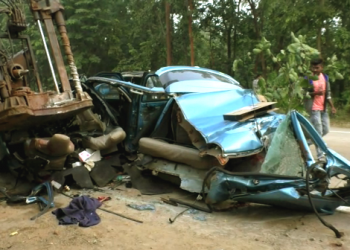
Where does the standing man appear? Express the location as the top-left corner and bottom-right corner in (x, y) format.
(305, 58), (337, 160)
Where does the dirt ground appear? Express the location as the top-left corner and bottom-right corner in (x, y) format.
(1, 128), (350, 250)
(1, 182), (350, 250)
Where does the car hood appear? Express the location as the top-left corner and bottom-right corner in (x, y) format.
(164, 80), (241, 94)
(174, 89), (284, 156)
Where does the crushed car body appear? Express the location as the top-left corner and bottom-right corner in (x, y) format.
(87, 65), (350, 217)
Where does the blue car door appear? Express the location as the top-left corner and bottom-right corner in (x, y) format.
(88, 75), (169, 152)
(136, 75), (170, 142)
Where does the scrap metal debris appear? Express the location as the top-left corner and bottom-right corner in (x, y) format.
(169, 208), (190, 224)
(127, 203), (156, 211)
(0, 181), (54, 220)
(168, 198), (211, 213)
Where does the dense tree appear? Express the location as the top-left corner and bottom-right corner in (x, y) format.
(1, 0), (350, 112)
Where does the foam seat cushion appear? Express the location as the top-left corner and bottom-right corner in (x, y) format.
(138, 137), (220, 170)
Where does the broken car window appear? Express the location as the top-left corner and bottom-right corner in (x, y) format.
(159, 70), (239, 88)
(94, 83), (121, 100)
(145, 76), (163, 88)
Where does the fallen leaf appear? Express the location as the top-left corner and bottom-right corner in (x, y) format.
(9, 231), (18, 236)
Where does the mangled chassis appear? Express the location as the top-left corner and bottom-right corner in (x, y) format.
(84, 76), (350, 218)
(202, 111), (350, 213)
(136, 106), (350, 215)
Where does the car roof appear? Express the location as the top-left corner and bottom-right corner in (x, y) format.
(155, 66), (230, 77)
(155, 66), (240, 85)
(121, 71), (148, 78)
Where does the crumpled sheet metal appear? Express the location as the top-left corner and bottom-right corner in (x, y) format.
(206, 171), (306, 204)
(207, 171), (349, 214)
(206, 111), (350, 213)
(291, 111), (350, 170)
(174, 89), (285, 156)
(233, 187), (347, 214)
(145, 158), (207, 193)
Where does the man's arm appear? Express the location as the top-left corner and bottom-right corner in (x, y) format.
(307, 88), (325, 97)
(308, 90), (324, 96)
(327, 99), (336, 114)
(325, 75), (336, 114)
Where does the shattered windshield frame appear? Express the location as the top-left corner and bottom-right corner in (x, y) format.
(159, 69), (240, 88)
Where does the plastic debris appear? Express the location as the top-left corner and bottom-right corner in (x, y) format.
(196, 194), (203, 200)
(84, 161), (95, 172)
(193, 215), (206, 221)
(186, 209), (199, 214)
(72, 162), (83, 168)
(97, 196), (111, 202)
(114, 175), (131, 183)
(87, 150), (101, 162)
(79, 150), (92, 162)
(127, 204), (156, 211)
(79, 149), (101, 163)
(51, 180), (62, 190)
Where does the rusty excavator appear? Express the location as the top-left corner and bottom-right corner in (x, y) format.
(0, 0), (93, 132)
(0, 0), (122, 181)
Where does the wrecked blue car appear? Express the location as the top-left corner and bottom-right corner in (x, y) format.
(2, 66), (349, 237)
(86, 66), (350, 225)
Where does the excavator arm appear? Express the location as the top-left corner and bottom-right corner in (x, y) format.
(0, 0), (93, 132)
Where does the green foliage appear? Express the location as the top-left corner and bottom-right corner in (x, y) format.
(0, 0), (350, 115)
(234, 32), (343, 113)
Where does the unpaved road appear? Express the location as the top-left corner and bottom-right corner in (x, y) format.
(0, 128), (350, 250)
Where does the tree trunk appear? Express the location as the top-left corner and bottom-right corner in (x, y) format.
(232, 0), (242, 77)
(317, 0), (325, 56)
(317, 28), (322, 56)
(248, 0), (265, 76)
(227, 27), (232, 75)
(248, 0), (260, 39)
(188, 0), (195, 66)
(210, 27), (214, 68)
(232, 26), (237, 76)
(165, 1), (172, 66)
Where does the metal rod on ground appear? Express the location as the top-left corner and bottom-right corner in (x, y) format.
(60, 192), (143, 224)
(31, 183), (55, 220)
(98, 207), (143, 224)
(37, 20), (60, 94)
(169, 208), (190, 224)
(168, 198), (212, 213)
(30, 194), (53, 221)
(306, 163), (343, 238)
